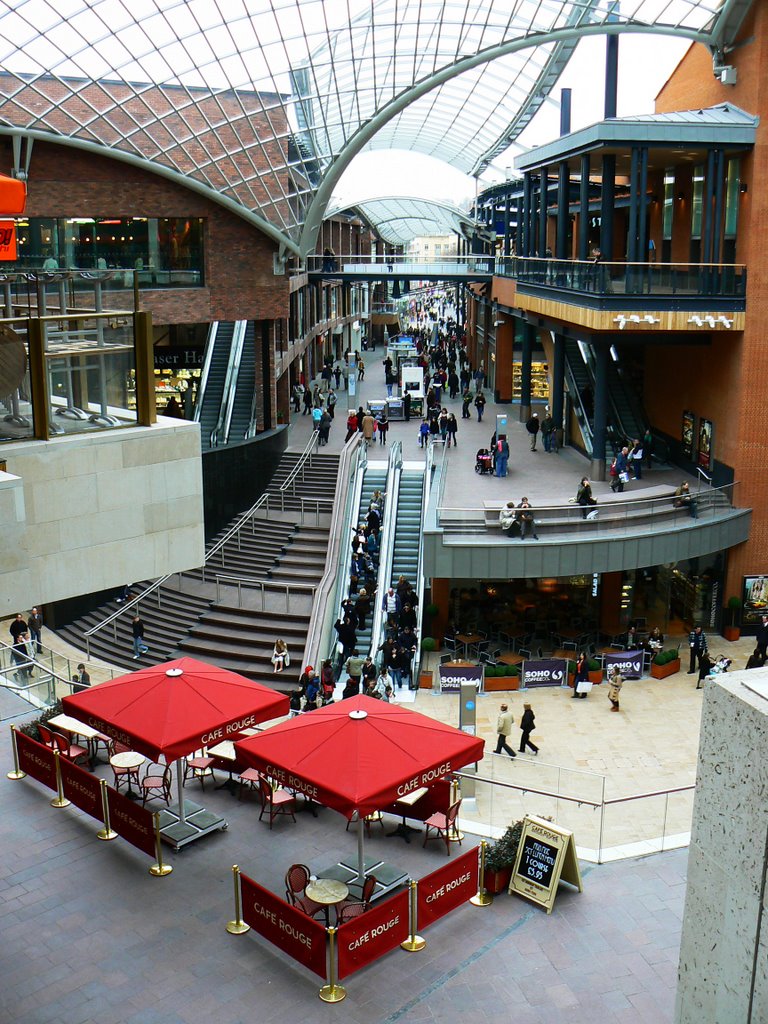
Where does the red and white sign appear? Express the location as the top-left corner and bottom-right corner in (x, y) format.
(240, 873), (327, 979)
(60, 758), (103, 822)
(417, 847), (479, 930)
(0, 221), (17, 261)
(15, 732), (57, 791)
(337, 889), (409, 980)
(105, 789), (156, 858)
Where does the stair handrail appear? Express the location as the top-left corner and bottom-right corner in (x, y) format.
(368, 441), (402, 661)
(563, 340), (594, 456)
(301, 433), (365, 672)
(211, 320), (246, 447)
(280, 429), (320, 496)
(413, 439), (446, 686)
(193, 321), (218, 423)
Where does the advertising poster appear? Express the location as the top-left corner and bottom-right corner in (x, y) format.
(742, 576), (768, 626)
(603, 649), (644, 679)
(697, 417), (713, 471)
(520, 659), (567, 689)
(681, 410), (695, 460)
(438, 663), (483, 693)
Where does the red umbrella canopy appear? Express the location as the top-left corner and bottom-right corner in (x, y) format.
(234, 694), (484, 819)
(62, 657), (289, 762)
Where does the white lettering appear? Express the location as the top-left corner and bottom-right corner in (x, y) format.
(279, 918), (312, 947)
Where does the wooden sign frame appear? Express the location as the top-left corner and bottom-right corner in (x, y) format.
(509, 814), (583, 913)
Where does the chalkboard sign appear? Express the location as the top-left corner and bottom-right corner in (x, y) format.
(509, 815), (583, 913)
(517, 834), (558, 889)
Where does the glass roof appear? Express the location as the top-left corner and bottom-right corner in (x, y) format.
(0, 1), (737, 254)
(327, 195), (478, 246)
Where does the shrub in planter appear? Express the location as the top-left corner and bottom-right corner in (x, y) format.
(724, 596), (741, 641)
(651, 648), (681, 678)
(421, 636), (437, 652)
(587, 658), (603, 684)
(19, 700), (64, 742)
(484, 665), (498, 678)
(504, 664), (520, 677)
(424, 603), (439, 618)
(484, 820), (524, 894)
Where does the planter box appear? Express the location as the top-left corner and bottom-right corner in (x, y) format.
(651, 658), (681, 679)
(419, 671), (433, 690)
(588, 670), (603, 685)
(484, 866), (512, 895)
(485, 675), (520, 691)
(723, 627), (741, 642)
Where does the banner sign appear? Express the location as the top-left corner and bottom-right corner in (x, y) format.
(106, 789), (156, 858)
(417, 847), (478, 930)
(603, 649), (644, 679)
(521, 659), (567, 689)
(239, 873), (327, 978)
(439, 663), (483, 693)
(509, 814), (583, 914)
(697, 417), (713, 471)
(0, 220), (17, 261)
(15, 732), (57, 791)
(337, 889), (409, 980)
(60, 758), (104, 822)
(742, 576), (768, 627)
(681, 410), (695, 460)
(153, 346), (203, 369)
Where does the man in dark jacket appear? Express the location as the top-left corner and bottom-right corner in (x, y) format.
(132, 615), (149, 659)
(611, 447), (630, 493)
(688, 626), (708, 674)
(526, 413), (540, 451)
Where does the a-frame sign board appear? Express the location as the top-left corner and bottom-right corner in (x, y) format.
(509, 814), (583, 913)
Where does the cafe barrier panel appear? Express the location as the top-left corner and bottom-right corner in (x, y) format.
(8, 725), (172, 876)
(236, 870), (327, 978)
(415, 847), (479, 931)
(337, 889), (410, 981)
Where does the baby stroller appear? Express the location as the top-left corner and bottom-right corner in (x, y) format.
(475, 448), (494, 475)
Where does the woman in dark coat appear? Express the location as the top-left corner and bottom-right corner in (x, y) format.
(519, 704), (539, 754)
(573, 652), (590, 698)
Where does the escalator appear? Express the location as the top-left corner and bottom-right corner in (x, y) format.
(389, 470), (423, 592)
(349, 465), (388, 657)
(195, 321), (235, 451)
(226, 322), (256, 443)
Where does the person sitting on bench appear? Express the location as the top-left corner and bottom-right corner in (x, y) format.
(673, 482), (697, 518)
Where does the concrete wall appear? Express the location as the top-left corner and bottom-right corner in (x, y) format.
(675, 670), (768, 1023)
(0, 418), (205, 613)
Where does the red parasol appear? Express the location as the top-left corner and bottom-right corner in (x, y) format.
(63, 656), (288, 763)
(234, 694), (484, 820)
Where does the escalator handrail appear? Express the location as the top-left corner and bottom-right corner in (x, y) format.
(413, 437), (444, 685)
(193, 321), (219, 423)
(212, 320), (246, 447)
(368, 441), (402, 661)
(300, 434), (365, 673)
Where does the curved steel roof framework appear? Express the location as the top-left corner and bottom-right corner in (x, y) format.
(0, 1), (751, 257)
(325, 195), (478, 246)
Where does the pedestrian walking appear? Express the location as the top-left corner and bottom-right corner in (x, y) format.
(526, 412), (540, 451)
(27, 606), (43, 653)
(519, 703), (539, 753)
(607, 666), (623, 711)
(495, 436), (509, 476)
(610, 447), (630, 492)
(474, 389), (486, 422)
(687, 626), (708, 675)
(132, 614), (149, 659)
(446, 412), (458, 447)
(573, 652), (590, 698)
(377, 411), (389, 445)
(461, 388), (472, 419)
(494, 703), (517, 758)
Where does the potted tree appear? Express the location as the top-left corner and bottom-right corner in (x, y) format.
(651, 649), (681, 679)
(723, 596), (742, 642)
(419, 636), (437, 689)
(483, 820), (524, 894)
(587, 657), (603, 685)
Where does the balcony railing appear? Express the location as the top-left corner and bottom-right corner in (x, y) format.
(500, 256), (746, 300)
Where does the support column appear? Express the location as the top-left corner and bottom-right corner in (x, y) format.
(551, 332), (565, 437)
(519, 322), (534, 423)
(556, 162), (569, 260)
(503, 196), (511, 257)
(627, 147), (640, 264)
(591, 341), (608, 481)
(600, 155), (616, 260)
(711, 149), (726, 263)
(522, 173), (533, 256)
(538, 170), (548, 256)
(578, 154), (590, 260)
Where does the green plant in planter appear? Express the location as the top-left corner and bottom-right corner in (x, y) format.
(424, 603), (439, 618)
(504, 664), (520, 677)
(484, 665), (498, 677)
(421, 636), (437, 652)
(586, 658), (601, 672)
(727, 596), (742, 627)
(567, 660), (577, 674)
(18, 699), (64, 742)
(653, 649), (679, 666)
(485, 820), (524, 872)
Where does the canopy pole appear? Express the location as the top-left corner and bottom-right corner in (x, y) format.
(357, 814), (365, 881)
(176, 758), (186, 824)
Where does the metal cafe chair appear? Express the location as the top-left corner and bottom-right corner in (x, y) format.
(257, 773), (296, 829)
(424, 799), (463, 856)
(285, 864), (325, 921)
(50, 730), (90, 768)
(183, 749), (215, 790)
(109, 740), (141, 792)
(141, 763), (173, 807)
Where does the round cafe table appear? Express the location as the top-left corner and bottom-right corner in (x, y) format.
(109, 751), (145, 799)
(305, 878), (349, 925)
